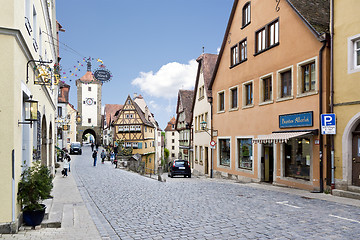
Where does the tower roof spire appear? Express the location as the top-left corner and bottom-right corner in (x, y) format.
(87, 61), (91, 72)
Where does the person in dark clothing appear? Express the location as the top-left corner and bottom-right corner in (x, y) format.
(113, 146), (118, 158)
(91, 142), (94, 151)
(92, 150), (97, 166)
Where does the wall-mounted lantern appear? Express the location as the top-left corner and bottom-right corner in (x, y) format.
(18, 97), (38, 127)
(76, 113), (82, 124)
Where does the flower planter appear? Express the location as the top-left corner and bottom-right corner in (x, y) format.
(22, 204), (46, 226)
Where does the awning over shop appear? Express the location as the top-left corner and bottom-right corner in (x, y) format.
(253, 131), (311, 144)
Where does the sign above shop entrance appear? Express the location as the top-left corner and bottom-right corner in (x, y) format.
(279, 111), (313, 128)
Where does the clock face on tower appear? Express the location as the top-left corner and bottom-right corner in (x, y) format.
(85, 98), (94, 105)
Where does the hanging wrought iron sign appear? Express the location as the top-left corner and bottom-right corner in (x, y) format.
(93, 65), (112, 82)
(26, 59), (53, 85)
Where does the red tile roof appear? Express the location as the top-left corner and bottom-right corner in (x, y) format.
(104, 104), (123, 127)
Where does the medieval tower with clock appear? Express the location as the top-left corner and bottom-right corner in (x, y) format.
(76, 62), (102, 144)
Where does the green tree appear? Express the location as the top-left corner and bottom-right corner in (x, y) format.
(164, 148), (169, 160)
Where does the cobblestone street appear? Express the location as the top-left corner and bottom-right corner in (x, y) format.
(71, 146), (360, 240)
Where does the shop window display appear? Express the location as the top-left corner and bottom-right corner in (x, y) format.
(219, 139), (230, 166)
(284, 137), (311, 180)
(238, 138), (252, 170)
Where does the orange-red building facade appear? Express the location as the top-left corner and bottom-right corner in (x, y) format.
(209, 0), (330, 191)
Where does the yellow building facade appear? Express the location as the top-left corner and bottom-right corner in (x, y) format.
(0, 0), (59, 232)
(333, 0), (360, 189)
(113, 96), (156, 172)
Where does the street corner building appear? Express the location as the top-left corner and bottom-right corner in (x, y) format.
(113, 95), (160, 173)
(191, 53), (218, 177)
(208, 0), (331, 191)
(332, 0), (360, 191)
(0, 0), (60, 233)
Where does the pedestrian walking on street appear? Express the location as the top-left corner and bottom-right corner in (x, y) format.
(92, 150), (98, 166)
(62, 150), (70, 177)
(110, 151), (115, 164)
(96, 143), (99, 151)
(113, 146), (118, 158)
(91, 142), (94, 151)
(101, 149), (106, 164)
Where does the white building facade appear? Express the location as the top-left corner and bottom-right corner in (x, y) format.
(192, 54), (217, 176)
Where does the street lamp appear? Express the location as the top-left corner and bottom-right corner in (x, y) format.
(200, 121), (207, 131)
(18, 97), (38, 127)
(76, 113), (82, 124)
(200, 120), (214, 178)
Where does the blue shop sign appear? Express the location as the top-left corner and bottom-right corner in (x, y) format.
(279, 111), (313, 128)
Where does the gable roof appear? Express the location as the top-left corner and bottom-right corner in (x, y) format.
(133, 95), (161, 130)
(114, 95), (155, 127)
(191, 53), (218, 115)
(209, 0), (330, 90)
(175, 90), (194, 128)
(287, 0), (330, 36)
(164, 117), (176, 131)
(104, 104), (123, 127)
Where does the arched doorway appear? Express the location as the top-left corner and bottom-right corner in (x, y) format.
(352, 123), (360, 186)
(41, 116), (47, 166)
(82, 129), (97, 144)
(49, 122), (53, 168)
(342, 112), (360, 187)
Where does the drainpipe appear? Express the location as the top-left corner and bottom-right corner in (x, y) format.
(209, 96), (214, 178)
(12, 149), (15, 223)
(318, 38), (327, 193)
(330, 0), (335, 191)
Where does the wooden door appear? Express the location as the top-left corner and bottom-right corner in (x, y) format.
(205, 147), (209, 174)
(352, 134), (360, 186)
(264, 146), (274, 183)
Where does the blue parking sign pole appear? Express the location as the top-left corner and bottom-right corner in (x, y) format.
(321, 114), (336, 135)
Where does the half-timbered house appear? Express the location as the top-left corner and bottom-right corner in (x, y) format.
(113, 95), (156, 172)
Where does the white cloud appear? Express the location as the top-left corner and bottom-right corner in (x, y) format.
(131, 60), (197, 99)
(217, 47), (221, 54)
(148, 100), (159, 110)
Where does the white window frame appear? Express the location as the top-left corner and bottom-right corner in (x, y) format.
(231, 44), (239, 66)
(235, 136), (254, 173)
(217, 137), (232, 169)
(242, 80), (254, 109)
(242, 2), (251, 28)
(217, 90), (225, 113)
(297, 57), (318, 98)
(276, 65), (294, 102)
(348, 33), (360, 74)
(259, 73), (274, 105)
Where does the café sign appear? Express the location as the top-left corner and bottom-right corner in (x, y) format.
(93, 68), (112, 82)
(279, 111), (313, 128)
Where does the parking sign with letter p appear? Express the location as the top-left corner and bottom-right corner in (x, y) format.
(321, 114), (336, 135)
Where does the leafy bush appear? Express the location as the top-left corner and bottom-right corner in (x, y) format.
(18, 161), (53, 211)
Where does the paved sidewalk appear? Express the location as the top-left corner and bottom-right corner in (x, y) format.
(0, 164), (102, 240)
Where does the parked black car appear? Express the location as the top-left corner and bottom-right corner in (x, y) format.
(70, 142), (82, 155)
(168, 159), (191, 178)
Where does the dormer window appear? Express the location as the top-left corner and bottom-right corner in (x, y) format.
(242, 2), (251, 28)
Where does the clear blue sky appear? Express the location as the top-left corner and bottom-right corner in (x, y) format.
(56, 0), (234, 129)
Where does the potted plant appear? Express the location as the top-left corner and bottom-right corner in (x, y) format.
(18, 161), (53, 226)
